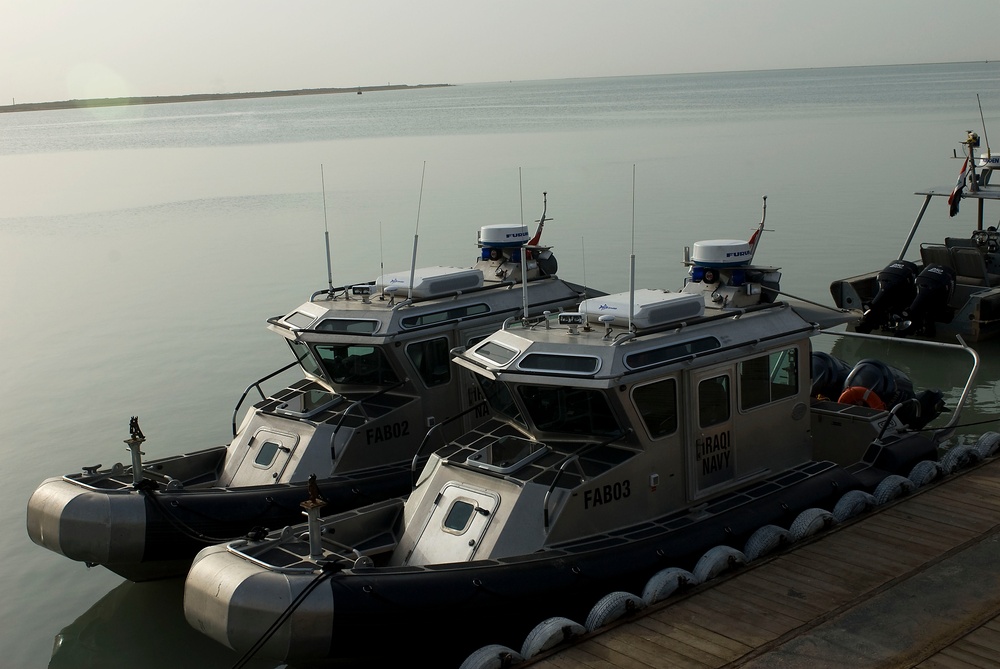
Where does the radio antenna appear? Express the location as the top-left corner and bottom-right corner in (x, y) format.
(628, 164), (636, 333)
(320, 165), (334, 294)
(407, 161), (427, 302)
(978, 93), (991, 159)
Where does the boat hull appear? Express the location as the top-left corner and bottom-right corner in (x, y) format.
(26, 461), (418, 581)
(183, 460), (896, 664)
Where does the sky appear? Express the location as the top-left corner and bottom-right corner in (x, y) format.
(3, 0), (997, 105)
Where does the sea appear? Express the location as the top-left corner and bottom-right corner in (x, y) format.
(2, 61), (1000, 668)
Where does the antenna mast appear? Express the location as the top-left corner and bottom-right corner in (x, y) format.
(321, 165), (334, 294)
(407, 162), (427, 302)
(628, 165), (636, 333)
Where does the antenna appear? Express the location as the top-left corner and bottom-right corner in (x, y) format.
(747, 195), (768, 264)
(378, 221), (385, 300)
(581, 237), (590, 328)
(407, 162), (427, 301)
(320, 165), (334, 293)
(628, 164), (636, 333)
(979, 93), (992, 159)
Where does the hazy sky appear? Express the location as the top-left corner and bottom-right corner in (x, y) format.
(4, 0), (997, 104)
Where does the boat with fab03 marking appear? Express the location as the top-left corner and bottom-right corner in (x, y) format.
(26, 195), (599, 582)
(183, 207), (978, 665)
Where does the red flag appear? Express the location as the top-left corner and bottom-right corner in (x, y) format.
(948, 157), (969, 217)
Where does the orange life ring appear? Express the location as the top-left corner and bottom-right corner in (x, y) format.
(837, 386), (886, 411)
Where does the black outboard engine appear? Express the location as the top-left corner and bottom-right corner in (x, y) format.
(896, 264), (957, 337)
(810, 352), (853, 399)
(842, 358), (944, 429)
(855, 260), (918, 333)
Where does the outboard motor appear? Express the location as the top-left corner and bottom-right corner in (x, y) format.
(896, 264), (957, 337)
(810, 352), (853, 399)
(840, 358), (944, 429)
(856, 260), (918, 333)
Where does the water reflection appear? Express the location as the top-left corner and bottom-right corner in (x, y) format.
(50, 578), (281, 669)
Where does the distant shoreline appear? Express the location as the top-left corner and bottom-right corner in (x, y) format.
(0, 83), (452, 114)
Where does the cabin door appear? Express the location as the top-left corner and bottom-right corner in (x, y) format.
(226, 428), (299, 487)
(403, 482), (499, 565)
(687, 366), (736, 498)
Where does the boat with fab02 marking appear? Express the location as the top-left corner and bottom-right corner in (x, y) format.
(183, 207), (978, 666)
(831, 129), (1000, 341)
(26, 196), (599, 582)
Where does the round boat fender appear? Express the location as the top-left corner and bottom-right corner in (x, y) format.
(584, 591), (646, 632)
(520, 616), (586, 658)
(789, 507), (836, 541)
(940, 444), (980, 475)
(832, 490), (876, 522)
(458, 644), (523, 669)
(872, 474), (915, 505)
(837, 386), (887, 410)
(907, 460), (942, 488)
(692, 545), (747, 583)
(743, 524), (793, 561)
(975, 431), (1000, 459)
(641, 567), (696, 605)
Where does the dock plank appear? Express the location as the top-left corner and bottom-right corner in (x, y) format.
(522, 459), (1000, 669)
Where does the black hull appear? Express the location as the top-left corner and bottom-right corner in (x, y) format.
(311, 463), (878, 663)
(125, 462), (418, 580)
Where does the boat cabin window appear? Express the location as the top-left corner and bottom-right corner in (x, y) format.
(632, 378), (678, 438)
(284, 311), (318, 329)
(472, 340), (518, 366)
(314, 318), (379, 334)
(401, 303), (490, 329)
(313, 344), (400, 386)
(288, 340), (323, 378)
(699, 376), (730, 427)
(518, 353), (600, 375)
(478, 377), (526, 426)
(517, 385), (622, 436)
(254, 441), (280, 468)
(625, 337), (721, 370)
(443, 499), (476, 534)
(406, 337), (452, 387)
(739, 348), (798, 411)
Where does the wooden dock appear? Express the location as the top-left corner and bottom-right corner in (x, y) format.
(525, 457), (1000, 669)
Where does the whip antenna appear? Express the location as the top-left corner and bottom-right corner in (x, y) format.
(407, 161), (427, 301)
(628, 164), (636, 332)
(320, 165), (334, 293)
(978, 93), (991, 159)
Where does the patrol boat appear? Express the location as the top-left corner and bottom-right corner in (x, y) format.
(27, 196), (598, 581)
(183, 216), (978, 666)
(831, 130), (1000, 341)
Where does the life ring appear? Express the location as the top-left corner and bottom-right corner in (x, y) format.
(837, 386), (886, 410)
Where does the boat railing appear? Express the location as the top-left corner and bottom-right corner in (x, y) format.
(410, 400), (489, 488)
(542, 429), (632, 530)
(817, 330), (979, 443)
(330, 378), (410, 433)
(231, 361), (300, 436)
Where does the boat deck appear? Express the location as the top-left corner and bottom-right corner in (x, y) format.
(524, 456), (1000, 668)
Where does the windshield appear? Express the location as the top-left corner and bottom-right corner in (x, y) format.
(517, 385), (622, 437)
(290, 341), (400, 386)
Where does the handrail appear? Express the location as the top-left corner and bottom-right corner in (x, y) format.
(330, 378), (410, 434)
(816, 330), (979, 444)
(409, 400), (489, 488)
(231, 361), (300, 436)
(542, 429), (631, 529)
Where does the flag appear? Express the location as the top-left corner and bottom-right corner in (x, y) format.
(948, 157), (969, 217)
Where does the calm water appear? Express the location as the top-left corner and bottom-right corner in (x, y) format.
(2, 62), (1000, 668)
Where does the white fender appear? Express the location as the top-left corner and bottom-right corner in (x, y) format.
(907, 460), (941, 488)
(974, 431), (1000, 458)
(692, 545), (747, 583)
(458, 644), (523, 669)
(584, 591), (645, 632)
(641, 567), (696, 605)
(520, 616), (586, 658)
(789, 507), (836, 541)
(872, 474), (915, 505)
(832, 490), (876, 522)
(743, 524), (793, 561)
